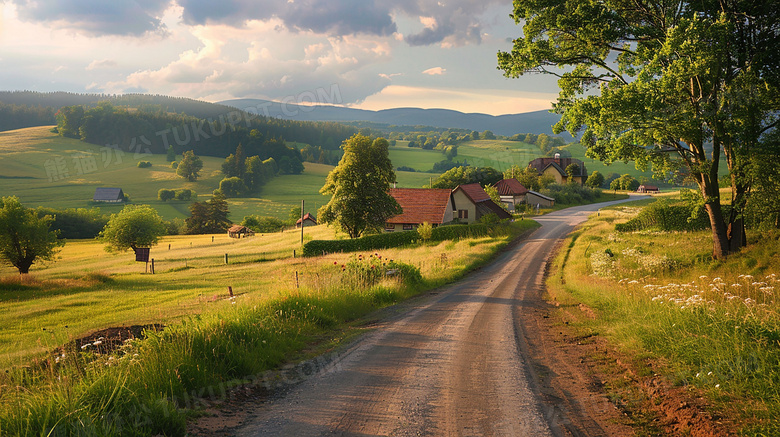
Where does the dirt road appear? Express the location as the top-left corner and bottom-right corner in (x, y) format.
(236, 200), (641, 436)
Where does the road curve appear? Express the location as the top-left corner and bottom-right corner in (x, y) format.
(238, 198), (643, 437)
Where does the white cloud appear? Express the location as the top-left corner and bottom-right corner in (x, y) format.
(86, 59), (118, 70)
(104, 22), (395, 104)
(422, 67), (446, 75)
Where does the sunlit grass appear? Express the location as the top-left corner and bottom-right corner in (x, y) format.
(547, 200), (780, 435)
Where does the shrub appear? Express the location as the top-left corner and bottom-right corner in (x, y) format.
(540, 183), (601, 205)
(303, 223), (508, 256)
(242, 215), (284, 233)
(137, 161), (152, 168)
(417, 222), (433, 241)
(170, 161), (178, 169)
(219, 177), (247, 198)
(615, 200), (713, 232)
(174, 189), (193, 201)
(158, 189), (175, 202)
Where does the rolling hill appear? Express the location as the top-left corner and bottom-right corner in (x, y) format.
(219, 98), (573, 139)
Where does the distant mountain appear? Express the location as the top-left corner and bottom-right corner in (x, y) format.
(218, 99), (572, 139)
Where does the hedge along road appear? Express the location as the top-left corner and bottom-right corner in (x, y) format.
(237, 196), (647, 437)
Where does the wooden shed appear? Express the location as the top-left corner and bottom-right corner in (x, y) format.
(93, 187), (125, 203)
(227, 225), (255, 238)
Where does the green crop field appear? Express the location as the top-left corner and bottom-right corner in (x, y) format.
(387, 143), (445, 172)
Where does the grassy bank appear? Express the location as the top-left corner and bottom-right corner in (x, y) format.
(546, 199), (780, 435)
(0, 220), (539, 436)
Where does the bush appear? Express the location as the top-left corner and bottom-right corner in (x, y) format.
(219, 177), (247, 198)
(137, 161), (152, 168)
(615, 200), (713, 232)
(539, 183), (601, 205)
(170, 161), (178, 169)
(417, 222), (433, 241)
(158, 189), (175, 202)
(175, 189), (194, 201)
(303, 223), (508, 256)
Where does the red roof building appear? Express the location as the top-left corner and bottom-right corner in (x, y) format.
(495, 179), (529, 211)
(386, 188), (455, 232)
(451, 183), (512, 224)
(296, 213), (317, 227)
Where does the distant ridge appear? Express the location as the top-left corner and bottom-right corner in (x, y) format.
(218, 99), (572, 139)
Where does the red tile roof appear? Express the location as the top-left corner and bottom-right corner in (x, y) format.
(455, 183), (491, 203)
(387, 188), (453, 224)
(296, 213), (317, 225)
(495, 179), (528, 196)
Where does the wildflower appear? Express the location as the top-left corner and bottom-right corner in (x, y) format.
(81, 344), (90, 350)
(707, 371), (713, 376)
(699, 275), (708, 280)
(93, 340), (103, 346)
(334, 261), (337, 265)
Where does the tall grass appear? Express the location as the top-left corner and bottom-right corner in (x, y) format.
(0, 220), (538, 436)
(548, 203), (780, 435)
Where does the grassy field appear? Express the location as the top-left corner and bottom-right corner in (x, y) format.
(0, 127), (439, 222)
(0, 219), (539, 435)
(546, 197), (780, 435)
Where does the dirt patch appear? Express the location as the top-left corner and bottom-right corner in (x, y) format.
(68, 324), (164, 356)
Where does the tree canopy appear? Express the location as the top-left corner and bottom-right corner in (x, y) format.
(0, 197), (63, 274)
(185, 193), (231, 234)
(176, 150), (203, 182)
(100, 205), (167, 252)
(431, 166), (503, 189)
(318, 134), (401, 239)
(499, 0), (780, 258)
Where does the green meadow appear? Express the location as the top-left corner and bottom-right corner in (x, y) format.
(0, 127), (434, 221)
(547, 197), (780, 435)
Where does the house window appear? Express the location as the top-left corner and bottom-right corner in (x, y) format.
(403, 224), (413, 230)
(458, 209), (468, 219)
(385, 223), (395, 231)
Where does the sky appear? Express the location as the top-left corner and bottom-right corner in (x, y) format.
(0, 0), (562, 115)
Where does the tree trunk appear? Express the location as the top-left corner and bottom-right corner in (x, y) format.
(727, 217), (746, 253)
(704, 202), (730, 260)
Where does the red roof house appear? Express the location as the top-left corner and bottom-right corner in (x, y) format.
(386, 188), (455, 232)
(296, 213), (317, 227)
(495, 179), (528, 211)
(451, 183), (512, 224)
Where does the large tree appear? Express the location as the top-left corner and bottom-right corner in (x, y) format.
(0, 196), (63, 274)
(176, 150), (203, 182)
(185, 193), (231, 234)
(318, 134), (401, 238)
(100, 205), (167, 252)
(498, 1), (780, 259)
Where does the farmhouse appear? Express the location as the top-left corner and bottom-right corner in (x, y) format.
(495, 178), (528, 211)
(526, 190), (556, 208)
(637, 185), (660, 193)
(527, 155), (588, 185)
(296, 213), (317, 228)
(386, 188), (455, 231)
(227, 225), (254, 238)
(92, 187), (125, 203)
(451, 183), (512, 224)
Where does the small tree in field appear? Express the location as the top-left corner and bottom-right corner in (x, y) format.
(417, 222), (433, 241)
(100, 205), (167, 252)
(0, 196), (63, 274)
(176, 150), (203, 182)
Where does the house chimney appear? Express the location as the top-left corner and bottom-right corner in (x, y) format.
(554, 152), (561, 163)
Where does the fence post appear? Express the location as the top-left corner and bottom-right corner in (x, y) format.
(225, 253), (228, 264)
